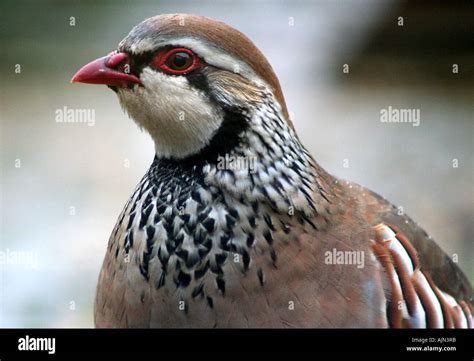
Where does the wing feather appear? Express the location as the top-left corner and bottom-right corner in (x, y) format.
(372, 223), (473, 328)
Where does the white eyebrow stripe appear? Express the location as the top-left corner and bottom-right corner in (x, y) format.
(129, 36), (265, 86)
(128, 37), (156, 54)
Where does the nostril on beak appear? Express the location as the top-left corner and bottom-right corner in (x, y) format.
(105, 52), (130, 69)
(105, 52), (137, 79)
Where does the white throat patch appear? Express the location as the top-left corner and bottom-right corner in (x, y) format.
(117, 68), (223, 159)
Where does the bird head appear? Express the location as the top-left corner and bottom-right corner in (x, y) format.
(72, 14), (290, 160)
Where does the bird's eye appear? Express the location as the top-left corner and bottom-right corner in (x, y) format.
(166, 52), (193, 70)
(152, 48), (200, 75)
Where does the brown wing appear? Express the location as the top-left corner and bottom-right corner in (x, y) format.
(371, 222), (473, 328)
(385, 218), (472, 302)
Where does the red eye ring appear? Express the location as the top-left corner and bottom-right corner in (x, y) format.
(151, 47), (201, 75)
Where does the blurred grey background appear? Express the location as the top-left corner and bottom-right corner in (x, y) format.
(1, 0), (473, 327)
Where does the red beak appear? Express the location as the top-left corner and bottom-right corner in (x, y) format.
(71, 52), (141, 87)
